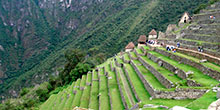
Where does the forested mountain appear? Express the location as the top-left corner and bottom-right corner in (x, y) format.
(0, 0), (208, 100)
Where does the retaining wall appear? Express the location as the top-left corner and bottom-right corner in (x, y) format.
(154, 48), (220, 81)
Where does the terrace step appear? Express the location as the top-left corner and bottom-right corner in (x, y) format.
(63, 82), (76, 110)
(137, 56), (180, 88)
(105, 64), (124, 110)
(98, 68), (110, 110)
(89, 70), (99, 110)
(148, 51), (219, 86)
(180, 34), (220, 43)
(154, 48), (220, 81)
(176, 48), (220, 65)
(72, 75), (87, 108)
(181, 28), (220, 36)
(123, 63), (149, 102)
(80, 73), (92, 108)
(114, 66), (137, 109)
(188, 23), (220, 30)
(200, 9), (220, 14)
(193, 12), (220, 22)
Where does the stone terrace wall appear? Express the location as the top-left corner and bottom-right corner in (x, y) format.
(128, 52), (138, 60)
(122, 56), (130, 64)
(154, 48), (220, 81)
(114, 67), (129, 110)
(123, 66), (141, 102)
(128, 59), (206, 99)
(154, 88), (207, 99)
(138, 57), (174, 88)
(130, 60), (156, 97)
(134, 49), (145, 56)
(147, 53), (188, 79)
(177, 48), (220, 65)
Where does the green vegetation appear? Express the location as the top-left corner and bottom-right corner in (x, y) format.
(186, 91), (217, 110)
(132, 60), (166, 90)
(123, 53), (131, 61)
(140, 56), (182, 84)
(106, 65), (124, 110)
(89, 71), (99, 110)
(99, 68), (110, 110)
(149, 51), (219, 86)
(194, 0), (220, 13)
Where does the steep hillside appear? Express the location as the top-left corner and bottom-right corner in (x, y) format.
(0, 0), (209, 100)
(40, 44), (220, 110)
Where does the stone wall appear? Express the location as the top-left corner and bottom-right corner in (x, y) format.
(122, 56), (130, 64)
(134, 49), (145, 56)
(154, 88), (207, 99)
(129, 52), (138, 60)
(154, 48), (220, 81)
(123, 66), (141, 102)
(147, 53), (188, 79)
(177, 48), (220, 65)
(138, 57), (174, 88)
(130, 60), (156, 97)
(128, 59), (206, 99)
(114, 67), (129, 110)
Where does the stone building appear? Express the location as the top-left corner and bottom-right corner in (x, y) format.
(148, 29), (157, 40)
(179, 12), (191, 25)
(125, 42), (135, 52)
(166, 24), (177, 35)
(138, 35), (147, 48)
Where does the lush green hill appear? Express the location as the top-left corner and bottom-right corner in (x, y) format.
(0, 0), (209, 100)
(38, 45), (220, 110)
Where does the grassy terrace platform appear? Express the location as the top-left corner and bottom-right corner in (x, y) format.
(123, 53), (131, 61)
(115, 66), (137, 108)
(186, 91), (217, 110)
(106, 64), (124, 110)
(124, 63), (193, 107)
(130, 51), (138, 58)
(142, 45), (150, 50)
(149, 51), (219, 86)
(72, 75), (86, 108)
(40, 94), (57, 110)
(89, 71), (99, 110)
(116, 56), (123, 64)
(136, 48), (144, 54)
(99, 68), (110, 110)
(57, 90), (68, 110)
(132, 60), (167, 90)
(140, 56), (183, 85)
(159, 48), (220, 72)
(80, 73), (92, 108)
(64, 82), (76, 110)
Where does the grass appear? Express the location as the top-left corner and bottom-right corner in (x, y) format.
(124, 53), (131, 61)
(124, 64), (150, 101)
(186, 90), (217, 110)
(116, 56), (123, 64)
(57, 91), (68, 110)
(143, 46), (150, 50)
(168, 50), (220, 72)
(130, 52), (137, 58)
(140, 56), (183, 84)
(149, 51), (219, 87)
(116, 67), (137, 108)
(179, 38), (220, 45)
(106, 64), (124, 110)
(124, 63), (193, 107)
(72, 76), (87, 108)
(40, 94), (57, 110)
(80, 73), (92, 108)
(63, 83), (76, 110)
(99, 68), (110, 110)
(89, 71), (99, 110)
(132, 60), (166, 90)
(136, 48), (144, 54)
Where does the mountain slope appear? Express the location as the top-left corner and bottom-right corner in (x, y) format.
(0, 0), (209, 100)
